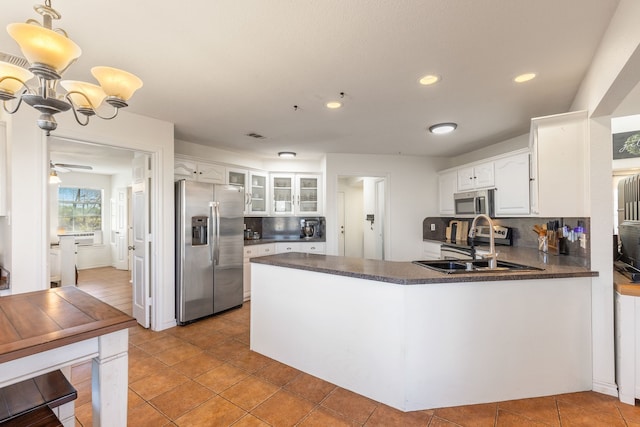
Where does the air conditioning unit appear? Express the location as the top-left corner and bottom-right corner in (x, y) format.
(74, 233), (95, 246)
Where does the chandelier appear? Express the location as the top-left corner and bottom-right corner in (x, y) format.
(0, 1), (143, 135)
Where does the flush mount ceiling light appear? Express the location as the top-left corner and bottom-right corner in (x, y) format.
(514, 72), (537, 83)
(429, 122), (457, 134)
(0, 0), (143, 135)
(278, 151), (296, 158)
(326, 91), (345, 109)
(418, 74), (440, 86)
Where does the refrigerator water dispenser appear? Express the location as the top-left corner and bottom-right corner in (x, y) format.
(191, 216), (208, 246)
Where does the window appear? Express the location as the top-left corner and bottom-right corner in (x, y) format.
(58, 187), (102, 232)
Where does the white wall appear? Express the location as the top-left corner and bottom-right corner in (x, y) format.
(325, 153), (447, 261)
(3, 108), (175, 330)
(570, 0), (640, 397)
(450, 133), (529, 168)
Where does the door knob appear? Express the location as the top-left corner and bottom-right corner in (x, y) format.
(128, 245), (135, 250)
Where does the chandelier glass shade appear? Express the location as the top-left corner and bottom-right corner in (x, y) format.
(0, 1), (143, 134)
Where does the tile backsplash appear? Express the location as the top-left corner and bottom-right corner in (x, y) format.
(423, 216), (590, 260)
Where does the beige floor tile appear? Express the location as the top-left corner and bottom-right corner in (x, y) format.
(171, 352), (226, 379)
(321, 387), (378, 423)
(220, 376), (280, 411)
(231, 413), (271, 426)
(136, 334), (185, 355)
(254, 359), (302, 387)
(298, 407), (356, 427)
(285, 372), (336, 404)
(228, 350), (272, 373)
(206, 338), (249, 361)
(128, 402), (171, 427)
(557, 400), (626, 427)
(150, 380), (215, 420)
(434, 402), (498, 427)
(129, 368), (189, 401)
(497, 396), (561, 426)
(154, 342), (203, 366)
(195, 362), (250, 393)
(251, 390), (315, 426)
(174, 395), (245, 427)
(128, 354), (169, 383)
(365, 404), (434, 426)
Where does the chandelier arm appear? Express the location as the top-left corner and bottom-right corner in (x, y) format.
(94, 106), (119, 121)
(64, 93), (90, 126)
(3, 96), (24, 114)
(0, 75), (33, 93)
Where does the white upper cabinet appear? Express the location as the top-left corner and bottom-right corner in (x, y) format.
(248, 171), (269, 215)
(457, 161), (494, 191)
(529, 111), (588, 217)
(438, 170), (457, 215)
(271, 173), (322, 216)
(494, 151), (530, 216)
(227, 168), (269, 216)
(174, 157), (225, 184)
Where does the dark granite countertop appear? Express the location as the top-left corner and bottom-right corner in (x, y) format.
(244, 236), (326, 246)
(250, 250), (598, 285)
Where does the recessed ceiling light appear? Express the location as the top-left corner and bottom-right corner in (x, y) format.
(429, 122), (457, 134)
(326, 101), (342, 109)
(419, 74), (440, 85)
(278, 151), (296, 158)
(514, 73), (536, 83)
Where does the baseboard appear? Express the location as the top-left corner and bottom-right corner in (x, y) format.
(592, 380), (618, 398)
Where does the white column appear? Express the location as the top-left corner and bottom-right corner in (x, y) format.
(91, 329), (129, 427)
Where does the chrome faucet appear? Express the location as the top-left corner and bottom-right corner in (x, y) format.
(469, 214), (497, 269)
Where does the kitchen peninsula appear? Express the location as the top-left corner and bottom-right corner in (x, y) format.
(250, 251), (597, 411)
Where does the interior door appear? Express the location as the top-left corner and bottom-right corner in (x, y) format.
(132, 154), (150, 328)
(114, 187), (129, 270)
(374, 179), (385, 260)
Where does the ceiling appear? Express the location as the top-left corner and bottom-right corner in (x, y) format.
(2, 0), (624, 163)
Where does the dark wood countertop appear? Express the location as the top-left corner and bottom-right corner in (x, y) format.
(0, 287), (137, 364)
(251, 251), (598, 285)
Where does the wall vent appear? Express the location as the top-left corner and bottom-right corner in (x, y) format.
(245, 132), (266, 139)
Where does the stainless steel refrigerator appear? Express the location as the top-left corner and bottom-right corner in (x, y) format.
(175, 179), (244, 325)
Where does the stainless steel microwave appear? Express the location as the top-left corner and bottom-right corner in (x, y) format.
(454, 189), (495, 218)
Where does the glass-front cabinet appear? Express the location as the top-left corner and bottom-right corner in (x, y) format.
(270, 173), (322, 215)
(297, 175), (321, 214)
(228, 168), (268, 215)
(248, 171), (268, 215)
(271, 174), (294, 215)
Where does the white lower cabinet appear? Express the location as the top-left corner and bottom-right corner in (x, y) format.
(275, 242), (326, 254)
(243, 244), (275, 301)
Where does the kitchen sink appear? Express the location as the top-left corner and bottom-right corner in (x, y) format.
(412, 259), (544, 274)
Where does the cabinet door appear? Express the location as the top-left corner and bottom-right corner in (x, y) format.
(301, 242), (326, 254)
(474, 162), (495, 188)
(494, 152), (530, 216)
(457, 166), (476, 191)
(197, 162), (226, 184)
(227, 168), (250, 214)
(438, 171), (457, 215)
(275, 242), (298, 254)
(248, 171), (268, 215)
(271, 174), (295, 215)
(296, 174), (322, 215)
(174, 158), (198, 181)
(530, 111), (587, 217)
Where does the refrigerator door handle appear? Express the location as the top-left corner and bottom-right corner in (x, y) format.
(208, 202), (215, 264)
(213, 202), (220, 265)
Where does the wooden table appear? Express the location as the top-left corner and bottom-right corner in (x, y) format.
(0, 287), (137, 426)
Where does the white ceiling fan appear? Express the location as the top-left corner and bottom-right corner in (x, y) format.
(50, 161), (93, 173)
